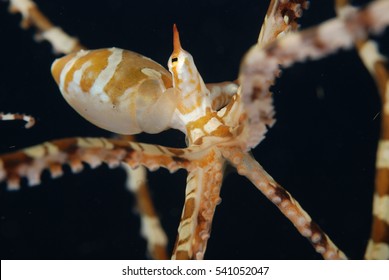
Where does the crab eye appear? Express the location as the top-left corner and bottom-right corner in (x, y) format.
(171, 57), (178, 63)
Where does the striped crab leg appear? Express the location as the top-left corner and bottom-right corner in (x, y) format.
(117, 135), (169, 259)
(172, 149), (225, 260)
(0, 136), (191, 258)
(335, 0), (389, 260)
(222, 146), (347, 259)
(0, 136), (176, 259)
(122, 163), (169, 259)
(0, 137), (192, 190)
(363, 45), (389, 260)
(0, 112), (35, 128)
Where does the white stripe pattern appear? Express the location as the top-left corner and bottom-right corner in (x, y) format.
(373, 194), (389, 225)
(89, 48), (123, 103)
(58, 49), (90, 93)
(376, 140), (389, 168)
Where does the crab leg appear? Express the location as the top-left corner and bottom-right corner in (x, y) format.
(363, 47), (389, 260)
(172, 149), (224, 259)
(0, 112), (35, 128)
(121, 163), (169, 259)
(0, 136), (189, 256)
(222, 146), (347, 259)
(236, 0), (309, 149)
(113, 134), (168, 259)
(0, 137), (192, 190)
(335, 0), (389, 260)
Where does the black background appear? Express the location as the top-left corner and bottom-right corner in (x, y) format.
(0, 0), (388, 259)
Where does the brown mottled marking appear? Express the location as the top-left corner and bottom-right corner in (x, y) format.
(373, 61), (389, 98)
(273, 184), (291, 204)
(179, 219), (192, 230)
(371, 216), (389, 243)
(193, 137), (203, 146)
(79, 50), (114, 93)
(135, 143), (145, 151)
(375, 168), (389, 197)
(336, 0), (350, 9)
(8, 114), (21, 120)
(0, 151), (33, 186)
(176, 235), (191, 247)
(174, 250), (190, 260)
(110, 140), (135, 153)
(181, 197), (195, 221)
(291, 0), (307, 4)
(136, 182), (157, 217)
(48, 163), (63, 177)
(167, 148), (185, 156)
(51, 138), (79, 154)
(211, 125), (231, 138)
(104, 50), (172, 104)
(152, 245), (168, 260)
(186, 185), (196, 196)
(282, 8), (297, 23)
(155, 145), (167, 155)
(195, 211), (207, 233)
(251, 86), (264, 102)
(172, 156), (189, 164)
(309, 221), (328, 249)
(2, 151), (33, 170)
